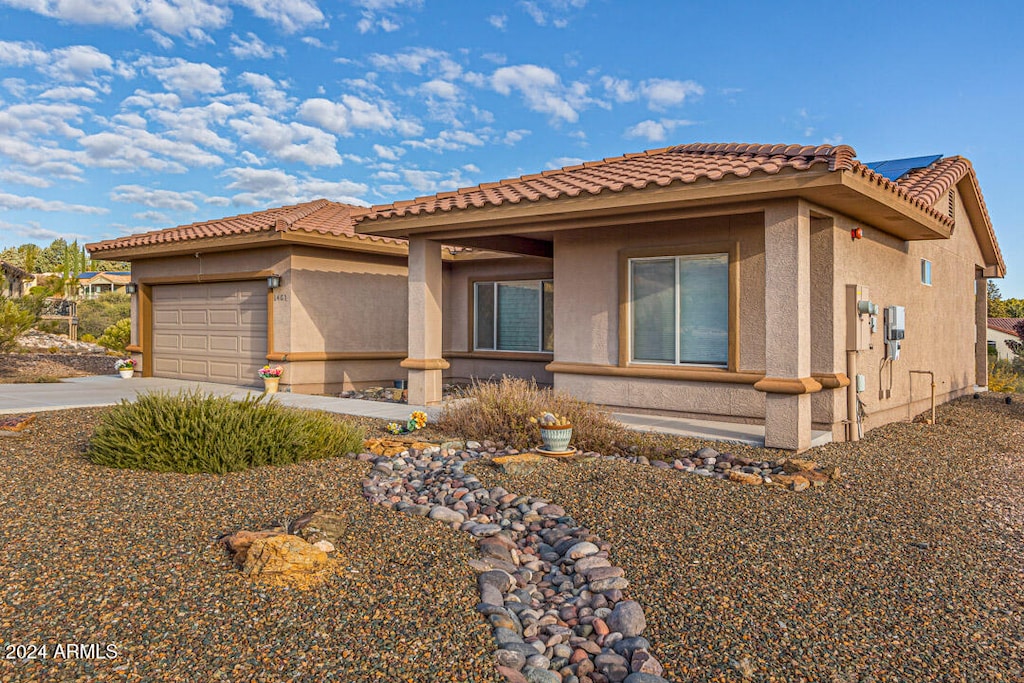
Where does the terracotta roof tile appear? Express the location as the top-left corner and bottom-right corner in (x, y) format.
(362, 143), (855, 221)
(988, 318), (1024, 335)
(87, 199), (402, 254)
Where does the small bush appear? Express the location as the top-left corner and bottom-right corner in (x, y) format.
(80, 333), (96, 343)
(78, 292), (130, 338)
(437, 376), (625, 453)
(88, 389), (365, 474)
(988, 359), (1024, 394)
(97, 318), (131, 353)
(0, 298), (35, 351)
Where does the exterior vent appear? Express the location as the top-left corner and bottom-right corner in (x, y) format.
(948, 189), (955, 218)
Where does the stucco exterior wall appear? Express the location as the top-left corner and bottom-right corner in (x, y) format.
(443, 256), (554, 384)
(551, 213), (767, 421)
(826, 184), (987, 435)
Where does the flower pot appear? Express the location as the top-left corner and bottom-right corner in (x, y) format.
(118, 369), (134, 379)
(539, 425), (573, 452)
(263, 377), (279, 393)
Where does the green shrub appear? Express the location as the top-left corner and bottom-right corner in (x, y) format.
(80, 333), (96, 343)
(78, 292), (130, 338)
(88, 389), (365, 474)
(437, 376), (625, 453)
(97, 318), (131, 353)
(0, 297), (35, 351)
(988, 359), (1024, 393)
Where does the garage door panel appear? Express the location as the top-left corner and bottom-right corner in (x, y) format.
(151, 280), (266, 386)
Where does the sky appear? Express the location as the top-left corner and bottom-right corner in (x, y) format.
(0, 1), (1021, 293)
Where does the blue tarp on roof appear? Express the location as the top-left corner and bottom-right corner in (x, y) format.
(864, 155), (943, 182)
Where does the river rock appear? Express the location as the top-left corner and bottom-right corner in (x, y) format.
(607, 600), (646, 638)
(428, 506), (464, 524)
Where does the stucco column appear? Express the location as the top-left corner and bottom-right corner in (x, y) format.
(755, 200), (820, 451)
(402, 237), (448, 405)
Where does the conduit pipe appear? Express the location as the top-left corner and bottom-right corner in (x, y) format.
(847, 350), (859, 441)
(910, 370), (937, 425)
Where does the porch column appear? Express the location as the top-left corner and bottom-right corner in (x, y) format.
(402, 237), (448, 405)
(755, 200), (821, 451)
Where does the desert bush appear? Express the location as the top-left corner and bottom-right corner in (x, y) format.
(80, 333), (96, 343)
(0, 297), (35, 351)
(988, 359), (1024, 393)
(97, 318), (131, 353)
(88, 389), (365, 474)
(437, 376), (626, 453)
(78, 292), (130, 338)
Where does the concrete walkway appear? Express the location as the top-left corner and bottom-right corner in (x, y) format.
(0, 375), (832, 448)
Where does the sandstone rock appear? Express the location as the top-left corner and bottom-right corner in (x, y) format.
(782, 457), (817, 473)
(803, 470), (830, 487)
(312, 540), (335, 554)
(289, 510), (348, 545)
(241, 534), (329, 579)
(493, 453), (546, 476)
(728, 470), (763, 486)
(773, 474), (810, 491)
(608, 600), (646, 638)
(219, 529), (284, 566)
(825, 465), (842, 481)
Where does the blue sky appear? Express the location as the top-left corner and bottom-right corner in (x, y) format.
(0, 1), (1021, 293)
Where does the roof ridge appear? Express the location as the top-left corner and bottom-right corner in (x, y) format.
(276, 198), (333, 229)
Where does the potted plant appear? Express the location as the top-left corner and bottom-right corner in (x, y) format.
(258, 365), (283, 393)
(115, 358), (135, 379)
(530, 411), (573, 453)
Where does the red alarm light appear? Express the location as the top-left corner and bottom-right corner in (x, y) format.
(851, 227), (863, 240)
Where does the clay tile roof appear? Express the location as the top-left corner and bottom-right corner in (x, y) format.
(988, 318), (1024, 335)
(1, 260), (29, 279)
(87, 199), (402, 254)
(362, 143), (858, 221)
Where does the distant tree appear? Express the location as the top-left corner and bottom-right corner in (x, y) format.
(0, 297), (35, 351)
(89, 259), (130, 271)
(37, 238), (68, 273)
(1003, 298), (1024, 318)
(77, 292), (130, 338)
(988, 281), (1010, 317)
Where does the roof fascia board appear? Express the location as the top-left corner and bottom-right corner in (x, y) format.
(955, 175), (1005, 276)
(836, 171), (951, 240)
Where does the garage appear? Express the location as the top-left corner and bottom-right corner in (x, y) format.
(151, 281), (267, 385)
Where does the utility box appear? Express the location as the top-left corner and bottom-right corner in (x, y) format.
(846, 284), (877, 351)
(884, 305), (906, 360)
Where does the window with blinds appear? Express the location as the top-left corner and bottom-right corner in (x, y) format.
(474, 280), (554, 353)
(629, 253), (728, 366)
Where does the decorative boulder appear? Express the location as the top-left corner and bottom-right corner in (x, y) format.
(289, 510), (348, 545)
(241, 534), (330, 579)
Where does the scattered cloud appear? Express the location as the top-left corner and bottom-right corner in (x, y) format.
(298, 95), (422, 137)
(602, 76), (703, 110)
(492, 64), (592, 123)
(110, 184), (206, 211)
(488, 14), (507, 30)
(404, 128), (485, 152)
(0, 191), (107, 214)
(141, 56), (224, 95)
(546, 156), (584, 169)
(132, 210), (171, 222)
(624, 118), (695, 142)
(229, 32), (285, 60)
(219, 166), (368, 205)
(234, 0), (325, 33)
(373, 143), (404, 160)
(353, 0), (422, 33)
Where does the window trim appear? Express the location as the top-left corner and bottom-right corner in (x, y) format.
(920, 258), (932, 286)
(469, 275), (554, 354)
(617, 241), (740, 371)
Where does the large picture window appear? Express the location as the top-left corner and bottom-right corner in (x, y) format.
(474, 280), (554, 353)
(629, 253), (728, 366)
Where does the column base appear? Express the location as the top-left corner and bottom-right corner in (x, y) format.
(764, 393), (812, 451)
(408, 369), (444, 406)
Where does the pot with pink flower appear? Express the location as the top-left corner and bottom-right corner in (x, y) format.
(258, 365), (283, 393)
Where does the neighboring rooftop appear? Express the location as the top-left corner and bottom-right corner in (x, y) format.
(988, 318), (1024, 335)
(1, 261), (29, 278)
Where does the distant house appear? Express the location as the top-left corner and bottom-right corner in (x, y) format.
(1, 261), (29, 298)
(78, 271), (132, 298)
(987, 318), (1023, 361)
(89, 142), (1006, 451)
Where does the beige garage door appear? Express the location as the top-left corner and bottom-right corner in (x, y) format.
(151, 281), (267, 385)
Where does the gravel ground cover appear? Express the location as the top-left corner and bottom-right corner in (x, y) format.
(0, 353), (114, 383)
(0, 396), (1021, 681)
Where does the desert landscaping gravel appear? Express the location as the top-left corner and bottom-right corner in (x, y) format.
(0, 396), (1022, 681)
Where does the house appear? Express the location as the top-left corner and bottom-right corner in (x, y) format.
(356, 142), (1005, 451)
(87, 142), (1005, 451)
(987, 318), (1022, 361)
(1, 261), (29, 298)
(78, 271), (132, 298)
(85, 200), (538, 390)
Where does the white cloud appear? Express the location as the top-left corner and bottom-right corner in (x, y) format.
(110, 184), (205, 211)
(143, 57), (224, 95)
(132, 210), (171, 222)
(219, 166), (368, 206)
(600, 76), (636, 103)
(239, 72), (291, 112)
(205, 195), (231, 206)
(298, 95), (422, 137)
(520, 1), (546, 25)
(404, 129), (485, 152)
(0, 218), (68, 241)
(234, 0), (324, 32)
(0, 41), (115, 86)
(229, 32), (285, 59)
(368, 47), (462, 80)
(0, 102), (87, 138)
(0, 191), (107, 214)
(502, 128), (530, 145)
(373, 143), (404, 161)
(145, 29), (175, 48)
(488, 14), (506, 29)
(230, 115), (343, 167)
(38, 86), (98, 101)
(624, 118), (695, 142)
(0, 169), (52, 187)
(399, 167), (472, 194)
(491, 64), (591, 123)
(640, 78), (703, 110)
(546, 156), (584, 169)
(352, 0), (420, 33)
(239, 150), (263, 165)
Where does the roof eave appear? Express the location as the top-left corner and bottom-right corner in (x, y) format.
(956, 175), (1006, 277)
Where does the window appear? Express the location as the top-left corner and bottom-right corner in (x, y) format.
(474, 280), (553, 352)
(629, 253), (728, 366)
(921, 259), (932, 286)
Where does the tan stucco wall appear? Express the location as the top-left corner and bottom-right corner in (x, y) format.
(129, 244), (410, 394)
(443, 256), (554, 384)
(824, 184), (988, 435)
(550, 213), (767, 420)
